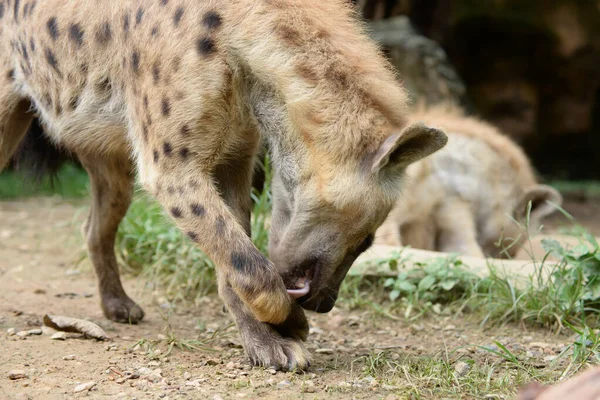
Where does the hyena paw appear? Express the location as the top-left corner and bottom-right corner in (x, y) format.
(101, 295), (145, 324)
(241, 325), (311, 371)
(239, 303), (310, 371)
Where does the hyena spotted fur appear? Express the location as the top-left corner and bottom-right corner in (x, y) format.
(0, 0), (447, 369)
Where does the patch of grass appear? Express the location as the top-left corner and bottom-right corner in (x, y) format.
(0, 162), (89, 199)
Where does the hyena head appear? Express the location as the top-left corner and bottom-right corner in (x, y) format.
(268, 122), (448, 312)
(479, 184), (563, 259)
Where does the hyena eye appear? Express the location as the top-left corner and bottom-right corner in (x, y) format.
(355, 234), (374, 254)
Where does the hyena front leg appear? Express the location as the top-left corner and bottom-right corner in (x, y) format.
(78, 153), (144, 323)
(214, 150), (310, 369)
(137, 143), (292, 325)
(434, 198), (485, 258)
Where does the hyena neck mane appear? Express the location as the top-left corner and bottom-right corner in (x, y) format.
(233, 0), (410, 175)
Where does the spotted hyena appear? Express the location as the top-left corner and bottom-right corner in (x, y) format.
(375, 105), (562, 259)
(0, 0), (447, 369)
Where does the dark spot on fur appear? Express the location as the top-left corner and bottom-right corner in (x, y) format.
(163, 142), (172, 156)
(187, 231), (198, 241)
(203, 11), (221, 29)
(173, 7), (184, 26)
(141, 124), (148, 141)
(161, 98), (170, 117)
(216, 216), (225, 235)
(44, 48), (60, 74)
(179, 147), (189, 159)
(7, 69), (15, 80)
(152, 62), (160, 84)
(160, 0), (169, 5)
(131, 50), (140, 74)
(167, 185), (175, 194)
(14, 0), (20, 22)
(170, 207), (182, 218)
(196, 37), (215, 56)
(230, 250), (267, 274)
(29, 38), (35, 52)
(0, 3), (5, 19)
(68, 23), (84, 47)
(153, 150), (159, 163)
(189, 179), (199, 189)
(68, 95), (79, 110)
(180, 124), (190, 135)
(95, 22), (112, 45)
(46, 17), (59, 40)
(123, 13), (130, 35)
(95, 76), (111, 93)
(190, 203), (204, 216)
(20, 41), (28, 61)
(28, 1), (36, 17)
(277, 25), (302, 47)
(143, 95), (149, 109)
(172, 56), (181, 73)
(135, 7), (144, 26)
(151, 25), (159, 37)
(295, 63), (319, 85)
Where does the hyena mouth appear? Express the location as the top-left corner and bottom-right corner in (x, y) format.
(286, 268), (314, 300)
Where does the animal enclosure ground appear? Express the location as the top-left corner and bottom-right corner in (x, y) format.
(1, 196), (599, 399)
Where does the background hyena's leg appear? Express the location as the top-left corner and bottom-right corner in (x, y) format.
(78, 153), (144, 323)
(213, 150), (310, 369)
(434, 198), (485, 258)
(0, 95), (34, 171)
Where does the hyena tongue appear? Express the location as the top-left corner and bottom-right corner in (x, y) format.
(287, 276), (311, 299)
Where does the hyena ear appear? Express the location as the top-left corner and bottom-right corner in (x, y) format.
(369, 122), (448, 174)
(517, 185), (563, 220)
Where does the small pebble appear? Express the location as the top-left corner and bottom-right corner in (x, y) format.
(315, 348), (334, 354)
(8, 370), (28, 380)
(267, 368), (277, 375)
(157, 334), (167, 340)
(302, 380), (316, 393)
(454, 361), (471, 377)
(137, 367), (153, 376)
(206, 359), (219, 366)
(7, 328), (16, 336)
(277, 380), (291, 389)
(183, 372), (191, 380)
(62, 354), (76, 361)
(73, 381), (96, 393)
(51, 332), (67, 340)
(16, 331), (29, 339)
(27, 329), (42, 336)
(309, 327), (324, 335)
(148, 361), (160, 367)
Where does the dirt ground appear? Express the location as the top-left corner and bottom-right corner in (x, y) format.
(0, 196), (598, 400)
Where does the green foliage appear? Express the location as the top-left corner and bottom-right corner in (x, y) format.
(0, 162), (89, 199)
(383, 255), (479, 304)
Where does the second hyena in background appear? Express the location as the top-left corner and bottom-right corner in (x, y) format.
(375, 106), (562, 259)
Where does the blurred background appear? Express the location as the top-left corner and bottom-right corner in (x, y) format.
(355, 0), (600, 181)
